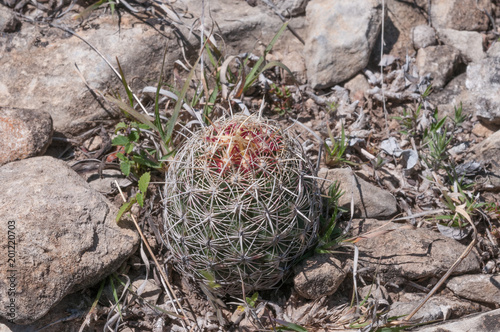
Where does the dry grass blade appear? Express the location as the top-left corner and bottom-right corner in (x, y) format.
(391, 209), (446, 222)
(220, 55), (238, 100)
(346, 218), (413, 243)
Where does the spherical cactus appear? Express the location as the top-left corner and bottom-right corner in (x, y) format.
(162, 114), (320, 295)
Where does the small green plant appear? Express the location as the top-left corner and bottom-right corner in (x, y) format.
(371, 154), (389, 170)
(423, 109), (447, 138)
(421, 84), (433, 99)
(75, 0), (116, 19)
(237, 292), (259, 312)
(421, 110), (451, 170)
(112, 122), (163, 177)
(316, 181), (347, 253)
(241, 23), (295, 93)
(452, 102), (466, 127)
(217, 22), (296, 107)
(116, 172), (151, 221)
(324, 122), (356, 167)
(393, 85), (432, 137)
(393, 104), (422, 136)
(326, 101), (338, 114)
(268, 83), (292, 115)
(199, 270), (221, 291)
(435, 183), (485, 229)
(485, 202), (500, 219)
(422, 128), (451, 170)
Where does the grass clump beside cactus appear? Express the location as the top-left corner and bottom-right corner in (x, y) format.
(162, 114), (321, 296)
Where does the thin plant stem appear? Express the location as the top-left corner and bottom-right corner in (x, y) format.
(114, 181), (192, 329)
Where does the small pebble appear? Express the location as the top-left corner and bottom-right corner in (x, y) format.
(483, 260), (496, 274)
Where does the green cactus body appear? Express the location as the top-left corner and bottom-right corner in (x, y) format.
(163, 114), (320, 295)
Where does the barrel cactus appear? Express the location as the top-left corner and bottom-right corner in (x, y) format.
(162, 114), (320, 295)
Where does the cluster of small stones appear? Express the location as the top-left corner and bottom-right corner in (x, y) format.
(163, 114), (321, 295)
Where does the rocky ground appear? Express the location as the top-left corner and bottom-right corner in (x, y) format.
(1, 0), (500, 331)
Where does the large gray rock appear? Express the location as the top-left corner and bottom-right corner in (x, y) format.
(293, 254), (349, 300)
(0, 157), (139, 324)
(412, 308), (500, 332)
(466, 46), (500, 126)
(447, 274), (500, 306)
(304, 0), (382, 89)
(430, 0), (491, 31)
(0, 108), (53, 166)
(353, 219), (481, 282)
(437, 29), (485, 63)
(0, 13), (189, 136)
(416, 45), (462, 89)
(318, 168), (398, 219)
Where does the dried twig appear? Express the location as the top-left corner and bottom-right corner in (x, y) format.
(114, 181), (193, 330)
(402, 205), (478, 322)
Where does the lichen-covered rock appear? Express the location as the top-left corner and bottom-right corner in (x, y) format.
(0, 156), (139, 324)
(0, 107), (53, 166)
